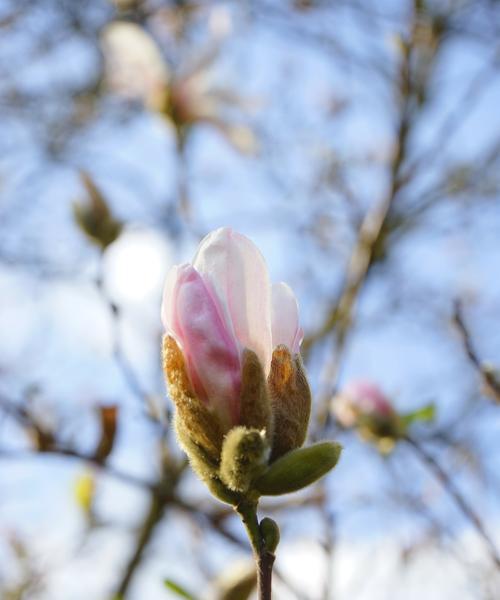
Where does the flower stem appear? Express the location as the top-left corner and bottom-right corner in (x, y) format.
(236, 501), (275, 600)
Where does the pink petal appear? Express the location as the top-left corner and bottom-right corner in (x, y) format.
(271, 282), (303, 353)
(344, 380), (393, 417)
(193, 227), (273, 373)
(162, 263), (241, 428)
(161, 264), (184, 332)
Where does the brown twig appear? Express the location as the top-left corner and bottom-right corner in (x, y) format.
(113, 486), (168, 598)
(175, 497), (310, 600)
(0, 446), (153, 491)
(236, 502), (275, 600)
(453, 301), (500, 403)
(0, 394), (153, 490)
(112, 459), (186, 599)
(304, 14), (418, 436)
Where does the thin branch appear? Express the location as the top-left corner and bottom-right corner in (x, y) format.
(236, 502), (275, 600)
(112, 487), (168, 598)
(112, 460), (186, 599)
(175, 498), (310, 600)
(0, 446), (154, 491)
(453, 301), (500, 403)
(405, 436), (500, 569)
(94, 263), (152, 406)
(0, 394), (154, 490)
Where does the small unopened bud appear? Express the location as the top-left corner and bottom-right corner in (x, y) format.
(73, 171), (123, 250)
(220, 427), (269, 493)
(254, 442), (341, 496)
(260, 517), (280, 554)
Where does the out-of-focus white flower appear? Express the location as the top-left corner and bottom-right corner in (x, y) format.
(101, 22), (258, 154)
(101, 21), (170, 103)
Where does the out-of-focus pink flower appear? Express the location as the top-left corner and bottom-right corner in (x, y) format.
(161, 227), (303, 430)
(332, 380), (394, 428)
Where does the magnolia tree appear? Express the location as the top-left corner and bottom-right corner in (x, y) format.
(0, 1), (500, 600)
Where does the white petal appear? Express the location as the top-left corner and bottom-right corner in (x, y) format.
(101, 22), (170, 101)
(161, 264), (183, 333)
(193, 227), (273, 371)
(271, 282), (302, 353)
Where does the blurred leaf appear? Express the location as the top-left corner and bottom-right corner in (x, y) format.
(73, 171), (123, 250)
(217, 567), (256, 600)
(402, 403), (436, 427)
(213, 562), (256, 600)
(164, 579), (197, 600)
(94, 405), (119, 463)
(74, 471), (95, 514)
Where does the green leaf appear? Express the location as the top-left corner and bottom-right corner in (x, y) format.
(217, 565), (256, 600)
(254, 441), (342, 496)
(164, 579), (197, 600)
(402, 403), (436, 427)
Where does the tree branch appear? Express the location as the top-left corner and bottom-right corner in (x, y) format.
(405, 436), (500, 569)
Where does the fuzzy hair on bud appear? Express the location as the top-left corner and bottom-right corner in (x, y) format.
(174, 414), (220, 481)
(239, 349), (273, 441)
(268, 346), (311, 460)
(162, 335), (224, 464)
(175, 415), (241, 504)
(220, 426), (270, 493)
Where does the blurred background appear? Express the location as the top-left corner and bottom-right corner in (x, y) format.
(1, 0), (500, 598)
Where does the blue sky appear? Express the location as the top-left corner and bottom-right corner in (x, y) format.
(1, 1), (500, 598)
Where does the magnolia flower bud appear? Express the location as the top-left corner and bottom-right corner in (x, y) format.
(161, 227), (317, 501)
(162, 227), (303, 428)
(332, 380), (402, 452)
(333, 380), (394, 428)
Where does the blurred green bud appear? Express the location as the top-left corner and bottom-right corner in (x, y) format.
(220, 427), (269, 493)
(268, 346), (311, 460)
(254, 442), (342, 496)
(259, 517), (280, 554)
(73, 171), (123, 250)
